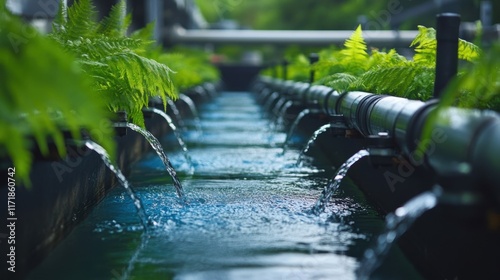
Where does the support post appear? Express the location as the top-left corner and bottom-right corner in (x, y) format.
(433, 13), (461, 98)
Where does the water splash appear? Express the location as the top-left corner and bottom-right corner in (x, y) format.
(178, 94), (203, 135)
(296, 123), (333, 164)
(167, 99), (187, 133)
(311, 149), (370, 215)
(145, 108), (194, 174)
(282, 109), (312, 154)
(114, 122), (185, 198)
(356, 187), (442, 279)
(84, 140), (151, 229)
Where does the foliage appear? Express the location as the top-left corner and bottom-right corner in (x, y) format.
(263, 25), (482, 101)
(156, 49), (219, 92)
(51, 0), (176, 126)
(0, 1), (115, 184)
(197, 0), (499, 32)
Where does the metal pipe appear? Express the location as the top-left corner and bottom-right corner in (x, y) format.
(168, 25), (419, 47)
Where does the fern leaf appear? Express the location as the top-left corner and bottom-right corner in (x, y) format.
(97, 0), (128, 37)
(52, 0), (67, 32)
(411, 25), (481, 65)
(66, 0), (98, 40)
(318, 73), (358, 92)
(354, 65), (434, 100)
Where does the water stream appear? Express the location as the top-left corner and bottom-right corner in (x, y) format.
(282, 109), (312, 154)
(145, 107), (194, 173)
(167, 99), (187, 133)
(297, 123), (332, 164)
(30, 92), (421, 280)
(84, 140), (151, 229)
(114, 122), (185, 198)
(178, 94), (203, 135)
(357, 187), (442, 279)
(311, 149), (370, 215)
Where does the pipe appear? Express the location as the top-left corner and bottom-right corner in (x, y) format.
(260, 78), (500, 201)
(168, 25), (419, 47)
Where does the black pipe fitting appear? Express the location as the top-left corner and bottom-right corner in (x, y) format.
(366, 132), (397, 167)
(329, 115), (348, 137)
(434, 13), (461, 98)
(355, 95), (387, 136)
(114, 111), (128, 137)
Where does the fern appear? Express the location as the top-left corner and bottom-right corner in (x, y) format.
(0, 4), (115, 184)
(51, 0), (177, 127)
(411, 25), (481, 66)
(97, 0), (130, 37)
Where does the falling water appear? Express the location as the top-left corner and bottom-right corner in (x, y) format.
(145, 107), (194, 173)
(357, 187), (443, 279)
(311, 149), (370, 215)
(167, 99), (187, 133)
(296, 123), (333, 164)
(282, 109), (312, 154)
(114, 122), (185, 198)
(274, 100), (294, 129)
(178, 94), (203, 134)
(84, 140), (151, 229)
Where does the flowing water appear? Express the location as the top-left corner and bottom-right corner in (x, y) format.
(29, 92), (421, 280)
(297, 123), (332, 164)
(167, 99), (187, 133)
(357, 188), (442, 279)
(179, 94), (203, 135)
(282, 109), (312, 154)
(311, 150), (371, 215)
(114, 122), (185, 198)
(84, 140), (150, 229)
(146, 107), (194, 173)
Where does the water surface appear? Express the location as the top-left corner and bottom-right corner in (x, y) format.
(29, 92), (420, 280)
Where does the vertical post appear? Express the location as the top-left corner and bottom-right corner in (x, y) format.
(480, 1), (492, 27)
(309, 53), (319, 84)
(282, 59), (289, 80)
(433, 13), (461, 98)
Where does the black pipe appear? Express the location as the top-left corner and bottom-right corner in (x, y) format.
(309, 53), (319, 84)
(433, 13), (461, 98)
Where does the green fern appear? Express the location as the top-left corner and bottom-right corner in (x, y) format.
(51, 0), (177, 126)
(411, 25), (481, 66)
(0, 3), (115, 184)
(97, 0), (131, 37)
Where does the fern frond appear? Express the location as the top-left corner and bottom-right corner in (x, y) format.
(367, 49), (408, 70)
(340, 25), (368, 61)
(97, 0), (128, 37)
(354, 64), (435, 100)
(321, 73), (358, 92)
(65, 0), (98, 39)
(411, 25), (481, 66)
(52, 0), (67, 32)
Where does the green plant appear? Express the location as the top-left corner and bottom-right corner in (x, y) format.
(264, 25), (482, 101)
(156, 47), (219, 92)
(51, 0), (177, 126)
(0, 0), (115, 184)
